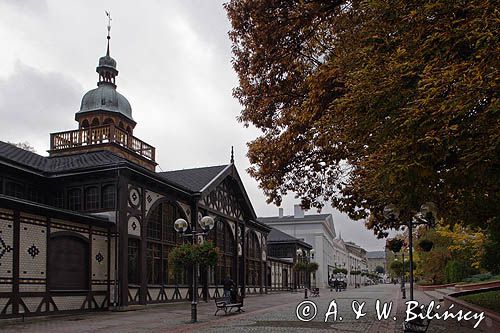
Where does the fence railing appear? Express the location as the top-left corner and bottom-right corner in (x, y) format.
(50, 124), (155, 161)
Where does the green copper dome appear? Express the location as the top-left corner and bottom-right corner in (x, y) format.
(78, 84), (133, 120)
(76, 35), (134, 121)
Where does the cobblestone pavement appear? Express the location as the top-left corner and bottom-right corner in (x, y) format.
(0, 284), (489, 332)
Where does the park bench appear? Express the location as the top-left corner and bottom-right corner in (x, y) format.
(214, 295), (244, 315)
(310, 288), (320, 297)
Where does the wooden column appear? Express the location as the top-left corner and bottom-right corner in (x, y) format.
(117, 174), (129, 309)
(12, 210), (20, 315)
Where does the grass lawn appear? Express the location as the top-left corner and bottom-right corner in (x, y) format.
(458, 290), (500, 314)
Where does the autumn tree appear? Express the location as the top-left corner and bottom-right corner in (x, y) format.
(225, 0), (499, 237)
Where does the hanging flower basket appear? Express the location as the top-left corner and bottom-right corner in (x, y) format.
(386, 238), (404, 253)
(418, 239), (434, 252)
(294, 262), (307, 271)
(306, 262), (319, 272)
(169, 241), (219, 270)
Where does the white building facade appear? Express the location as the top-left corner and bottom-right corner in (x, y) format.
(259, 205), (337, 288)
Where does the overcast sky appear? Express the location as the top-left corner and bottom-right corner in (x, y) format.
(0, 0), (388, 251)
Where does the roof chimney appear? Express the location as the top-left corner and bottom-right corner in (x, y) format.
(294, 204), (304, 219)
(278, 207), (284, 218)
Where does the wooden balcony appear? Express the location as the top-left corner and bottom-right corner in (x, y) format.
(49, 124), (156, 165)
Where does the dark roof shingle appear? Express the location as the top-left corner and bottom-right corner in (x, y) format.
(0, 141), (127, 173)
(158, 165), (229, 192)
(267, 227), (313, 248)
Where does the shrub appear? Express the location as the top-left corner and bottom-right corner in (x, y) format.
(445, 260), (470, 283)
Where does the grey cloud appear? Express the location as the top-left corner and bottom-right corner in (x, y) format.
(0, 61), (82, 152)
(2, 0), (48, 13)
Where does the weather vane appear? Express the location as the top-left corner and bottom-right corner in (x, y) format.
(105, 11), (112, 38)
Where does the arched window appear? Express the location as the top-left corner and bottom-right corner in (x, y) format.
(126, 126), (132, 134)
(119, 121), (124, 129)
(102, 184), (116, 209)
(103, 118), (114, 125)
(68, 188), (82, 211)
(81, 119), (90, 128)
(48, 234), (89, 290)
(85, 186), (99, 210)
(246, 231), (261, 286)
(211, 219), (235, 284)
(91, 118), (100, 127)
(145, 202), (185, 285)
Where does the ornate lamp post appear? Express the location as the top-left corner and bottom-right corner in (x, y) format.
(174, 215), (215, 323)
(384, 202), (437, 301)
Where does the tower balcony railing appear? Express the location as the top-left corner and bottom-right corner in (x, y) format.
(50, 124), (155, 161)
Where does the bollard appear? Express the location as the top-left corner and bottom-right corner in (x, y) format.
(304, 288), (308, 299)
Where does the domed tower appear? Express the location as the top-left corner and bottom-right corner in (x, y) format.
(75, 27), (136, 134)
(49, 18), (156, 171)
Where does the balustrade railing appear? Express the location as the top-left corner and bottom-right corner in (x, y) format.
(50, 124), (155, 161)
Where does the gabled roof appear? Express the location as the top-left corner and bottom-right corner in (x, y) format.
(159, 164), (258, 221)
(158, 165), (229, 192)
(0, 141), (127, 174)
(366, 251), (386, 259)
(267, 227), (312, 249)
(258, 214), (331, 223)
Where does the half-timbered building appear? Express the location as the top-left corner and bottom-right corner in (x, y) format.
(0, 33), (271, 318)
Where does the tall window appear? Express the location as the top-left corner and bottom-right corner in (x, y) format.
(145, 202), (185, 285)
(48, 234), (89, 290)
(128, 238), (140, 284)
(85, 186), (99, 210)
(102, 184), (116, 209)
(68, 188), (82, 210)
(246, 231), (261, 286)
(209, 219), (235, 284)
(147, 242), (161, 284)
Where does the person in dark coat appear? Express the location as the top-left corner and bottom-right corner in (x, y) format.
(223, 275), (235, 302)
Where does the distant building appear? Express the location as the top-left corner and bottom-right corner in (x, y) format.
(259, 205), (337, 288)
(366, 251), (387, 274)
(267, 228), (312, 290)
(344, 241), (368, 286)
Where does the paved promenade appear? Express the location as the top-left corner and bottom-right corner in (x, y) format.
(0, 284), (488, 332)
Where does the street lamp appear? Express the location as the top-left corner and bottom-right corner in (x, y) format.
(384, 202), (437, 301)
(174, 215), (215, 323)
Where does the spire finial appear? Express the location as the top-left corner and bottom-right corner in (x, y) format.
(230, 146), (234, 164)
(105, 11), (112, 56)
